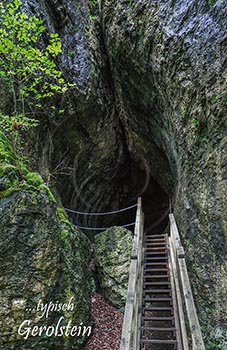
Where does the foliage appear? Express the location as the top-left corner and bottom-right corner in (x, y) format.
(57, 207), (70, 225)
(215, 90), (227, 104)
(89, 0), (98, 20)
(25, 172), (43, 187)
(0, 130), (57, 202)
(188, 117), (208, 144)
(0, 0), (72, 138)
(208, 0), (218, 8)
(0, 129), (14, 162)
(202, 325), (227, 350)
(139, 16), (146, 34)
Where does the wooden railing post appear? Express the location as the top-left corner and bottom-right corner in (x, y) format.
(169, 214), (205, 350)
(120, 197), (144, 350)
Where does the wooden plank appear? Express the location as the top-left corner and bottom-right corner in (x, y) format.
(168, 235), (183, 350)
(136, 218), (144, 350)
(120, 197), (144, 350)
(133, 201), (144, 349)
(131, 198), (142, 258)
(120, 259), (137, 350)
(169, 214), (181, 251)
(169, 214), (205, 350)
(178, 256), (205, 350)
(169, 237), (189, 350)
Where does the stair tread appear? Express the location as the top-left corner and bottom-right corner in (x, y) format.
(143, 297), (172, 301)
(145, 246), (167, 252)
(141, 339), (177, 344)
(145, 238), (166, 241)
(145, 254), (168, 256)
(144, 256), (168, 260)
(145, 234), (166, 238)
(144, 267), (169, 271)
(144, 282), (170, 285)
(145, 241), (166, 245)
(143, 274), (170, 278)
(141, 326), (176, 332)
(145, 240), (167, 243)
(144, 262), (168, 267)
(143, 289), (171, 293)
(142, 315), (174, 319)
(143, 307), (173, 311)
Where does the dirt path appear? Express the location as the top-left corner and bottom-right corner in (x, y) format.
(83, 293), (123, 350)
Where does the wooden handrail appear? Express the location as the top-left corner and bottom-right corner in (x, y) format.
(120, 197), (144, 350)
(169, 214), (205, 350)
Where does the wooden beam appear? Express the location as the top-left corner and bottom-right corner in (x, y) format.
(178, 256), (205, 350)
(169, 214), (205, 350)
(168, 235), (183, 350)
(169, 237), (189, 350)
(120, 198), (144, 350)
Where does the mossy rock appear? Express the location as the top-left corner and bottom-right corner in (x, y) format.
(0, 190), (92, 350)
(0, 133), (56, 203)
(25, 172), (43, 186)
(95, 226), (133, 310)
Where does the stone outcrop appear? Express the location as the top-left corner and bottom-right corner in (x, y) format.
(0, 132), (92, 350)
(95, 227), (133, 310)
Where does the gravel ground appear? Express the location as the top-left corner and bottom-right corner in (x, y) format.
(83, 293), (123, 350)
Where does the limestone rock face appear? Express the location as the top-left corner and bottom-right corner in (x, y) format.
(95, 227), (133, 310)
(0, 132), (92, 350)
(101, 0), (227, 343)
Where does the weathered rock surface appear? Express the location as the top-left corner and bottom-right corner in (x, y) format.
(100, 0), (227, 344)
(0, 133), (92, 350)
(95, 227), (133, 310)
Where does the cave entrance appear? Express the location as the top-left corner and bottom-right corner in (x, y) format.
(55, 151), (173, 238)
(53, 127), (174, 237)
(113, 156), (171, 235)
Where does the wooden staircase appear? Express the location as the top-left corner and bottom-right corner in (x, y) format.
(120, 198), (205, 350)
(140, 233), (182, 350)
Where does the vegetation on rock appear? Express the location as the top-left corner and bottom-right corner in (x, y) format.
(0, 0), (73, 149)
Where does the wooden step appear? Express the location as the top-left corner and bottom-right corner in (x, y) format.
(143, 290), (172, 296)
(147, 241), (166, 248)
(144, 239), (166, 248)
(145, 251), (167, 258)
(143, 297), (173, 302)
(144, 263), (169, 272)
(143, 274), (170, 278)
(145, 234), (166, 238)
(143, 306), (173, 312)
(145, 245), (167, 253)
(143, 262), (168, 266)
(141, 339), (177, 344)
(144, 256), (168, 261)
(141, 326), (176, 332)
(144, 282), (171, 286)
(142, 316), (174, 321)
(145, 238), (166, 242)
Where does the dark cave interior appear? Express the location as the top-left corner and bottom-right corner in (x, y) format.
(112, 158), (170, 235)
(64, 154), (172, 239)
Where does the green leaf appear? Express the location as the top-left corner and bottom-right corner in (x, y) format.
(0, 0), (75, 141)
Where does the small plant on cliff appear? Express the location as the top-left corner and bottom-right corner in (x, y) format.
(88, 0), (98, 20)
(0, 0), (72, 141)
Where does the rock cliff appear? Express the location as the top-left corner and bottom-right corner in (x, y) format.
(1, 0), (227, 347)
(0, 132), (92, 350)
